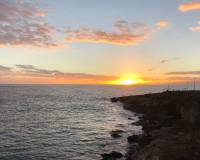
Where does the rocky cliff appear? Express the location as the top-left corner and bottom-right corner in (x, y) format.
(111, 91), (200, 160)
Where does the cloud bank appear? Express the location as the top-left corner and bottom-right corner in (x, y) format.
(165, 70), (200, 83)
(0, 64), (117, 84)
(2, 64), (199, 84)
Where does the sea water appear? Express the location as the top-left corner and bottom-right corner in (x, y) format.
(0, 84), (186, 160)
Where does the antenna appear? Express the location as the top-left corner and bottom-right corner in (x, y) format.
(193, 78), (196, 90)
(167, 81), (170, 91)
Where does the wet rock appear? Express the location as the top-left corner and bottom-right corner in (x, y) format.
(110, 130), (124, 138)
(127, 134), (152, 146)
(126, 143), (137, 159)
(127, 135), (142, 143)
(115, 124), (125, 127)
(110, 133), (121, 138)
(132, 120), (143, 126)
(111, 97), (119, 103)
(101, 151), (123, 160)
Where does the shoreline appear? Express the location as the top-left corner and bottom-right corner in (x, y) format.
(109, 90), (200, 160)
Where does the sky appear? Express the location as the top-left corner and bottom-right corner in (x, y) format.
(0, 0), (200, 84)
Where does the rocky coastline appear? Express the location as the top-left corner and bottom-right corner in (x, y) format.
(106, 91), (200, 160)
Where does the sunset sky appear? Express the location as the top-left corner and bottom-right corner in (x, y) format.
(0, 0), (200, 84)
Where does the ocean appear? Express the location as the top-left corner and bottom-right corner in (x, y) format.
(0, 84), (195, 160)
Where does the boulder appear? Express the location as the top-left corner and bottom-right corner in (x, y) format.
(101, 151), (123, 160)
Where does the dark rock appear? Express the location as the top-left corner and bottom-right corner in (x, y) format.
(113, 129), (124, 133)
(111, 91), (200, 160)
(111, 97), (119, 103)
(110, 130), (124, 138)
(127, 135), (142, 143)
(132, 120), (143, 126)
(127, 134), (153, 146)
(110, 133), (121, 138)
(115, 124), (125, 127)
(101, 151), (123, 160)
(125, 143), (137, 159)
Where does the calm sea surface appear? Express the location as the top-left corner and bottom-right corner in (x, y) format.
(0, 84), (192, 160)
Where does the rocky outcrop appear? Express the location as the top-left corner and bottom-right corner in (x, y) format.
(111, 91), (200, 160)
(112, 91), (200, 125)
(101, 151), (123, 160)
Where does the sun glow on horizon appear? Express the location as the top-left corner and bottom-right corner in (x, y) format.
(106, 74), (145, 85)
(120, 79), (137, 85)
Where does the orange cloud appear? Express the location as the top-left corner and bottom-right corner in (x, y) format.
(156, 20), (169, 28)
(190, 21), (200, 32)
(36, 10), (47, 17)
(179, 1), (200, 12)
(65, 20), (153, 45)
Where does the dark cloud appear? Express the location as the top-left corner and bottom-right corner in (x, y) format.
(16, 64), (61, 75)
(167, 71), (200, 75)
(147, 68), (154, 72)
(174, 57), (182, 60)
(0, 0), (58, 47)
(160, 59), (169, 63)
(0, 64), (119, 83)
(15, 64), (117, 81)
(0, 65), (12, 71)
(160, 57), (181, 64)
(16, 65), (35, 70)
(166, 70), (200, 83)
(167, 76), (200, 81)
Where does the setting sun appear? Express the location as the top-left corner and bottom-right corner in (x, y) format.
(106, 75), (145, 85)
(119, 79), (137, 85)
